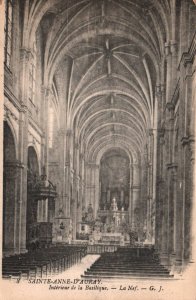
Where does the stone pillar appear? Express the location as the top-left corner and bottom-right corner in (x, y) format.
(167, 163), (177, 266)
(77, 179), (82, 223)
(94, 165), (100, 218)
(56, 128), (66, 218)
(41, 87), (52, 175)
(165, 41), (177, 104)
(65, 129), (72, 218)
(146, 130), (154, 243)
(130, 163), (140, 231)
(120, 189), (124, 205)
(15, 48), (32, 254)
(3, 163), (18, 255)
(165, 42), (172, 104)
(71, 176), (77, 240)
(169, 164), (178, 259)
(37, 200), (42, 222)
(131, 186), (140, 230)
(85, 164), (92, 207)
(155, 84), (165, 250)
(189, 139), (195, 262)
(107, 189), (111, 203)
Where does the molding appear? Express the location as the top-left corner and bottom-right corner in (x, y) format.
(4, 106), (19, 123)
(4, 87), (21, 111)
(170, 79), (180, 108)
(181, 135), (195, 146)
(178, 32), (196, 69)
(29, 117), (44, 138)
(131, 185), (140, 190)
(4, 64), (13, 86)
(166, 102), (175, 112)
(166, 163), (178, 170)
(48, 162), (59, 167)
(4, 160), (25, 169)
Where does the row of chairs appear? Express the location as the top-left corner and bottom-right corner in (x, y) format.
(2, 245), (87, 280)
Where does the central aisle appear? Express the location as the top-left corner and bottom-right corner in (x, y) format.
(52, 255), (100, 279)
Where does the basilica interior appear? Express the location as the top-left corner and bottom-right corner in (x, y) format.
(2, 0), (196, 279)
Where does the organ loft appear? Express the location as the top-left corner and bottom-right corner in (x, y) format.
(1, 0), (196, 280)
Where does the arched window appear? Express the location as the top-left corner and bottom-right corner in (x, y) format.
(4, 0), (13, 68)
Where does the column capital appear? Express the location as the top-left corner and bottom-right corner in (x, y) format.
(20, 47), (32, 61)
(130, 163), (139, 167)
(21, 103), (28, 113)
(148, 129), (154, 136)
(181, 136), (189, 146)
(164, 42), (171, 57)
(87, 162), (99, 169)
(65, 161), (70, 167)
(80, 153), (84, 160)
(170, 40), (177, 54)
(158, 128), (165, 138)
(4, 161), (24, 179)
(75, 142), (79, 149)
(58, 128), (67, 136)
(166, 163), (178, 170)
(66, 129), (72, 137)
(189, 137), (195, 162)
(155, 84), (165, 97)
(166, 102), (175, 111)
(41, 85), (53, 98)
(4, 160), (25, 169)
(131, 185), (140, 190)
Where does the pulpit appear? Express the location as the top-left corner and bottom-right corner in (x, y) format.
(27, 174), (57, 248)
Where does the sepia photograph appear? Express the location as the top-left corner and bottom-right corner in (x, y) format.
(0, 0), (196, 299)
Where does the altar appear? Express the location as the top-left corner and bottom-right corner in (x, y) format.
(88, 198), (129, 245)
(90, 231), (125, 245)
(97, 197), (129, 234)
(99, 232), (123, 245)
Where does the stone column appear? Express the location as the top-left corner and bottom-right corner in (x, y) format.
(65, 129), (72, 218)
(85, 164), (92, 208)
(15, 48), (31, 254)
(77, 179), (82, 223)
(71, 176), (77, 240)
(169, 164), (178, 259)
(165, 42), (172, 104)
(3, 163), (18, 255)
(120, 190), (124, 206)
(189, 139), (195, 262)
(166, 163), (178, 268)
(56, 128), (66, 217)
(107, 189), (111, 203)
(41, 87), (52, 175)
(146, 130), (154, 243)
(155, 84), (165, 250)
(94, 165), (100, 218)
(130, 164), (140, 231)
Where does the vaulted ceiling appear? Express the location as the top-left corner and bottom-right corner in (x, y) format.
(29, 0), (171, 163)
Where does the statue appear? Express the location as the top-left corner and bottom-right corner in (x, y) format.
(111, 197), (118, 211)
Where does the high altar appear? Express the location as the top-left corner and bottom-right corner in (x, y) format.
(90, 198), (129, 245)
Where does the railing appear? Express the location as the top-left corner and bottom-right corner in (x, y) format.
(87, 244), (118, 254)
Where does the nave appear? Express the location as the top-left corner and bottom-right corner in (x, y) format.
(2, 0), (196, 281)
